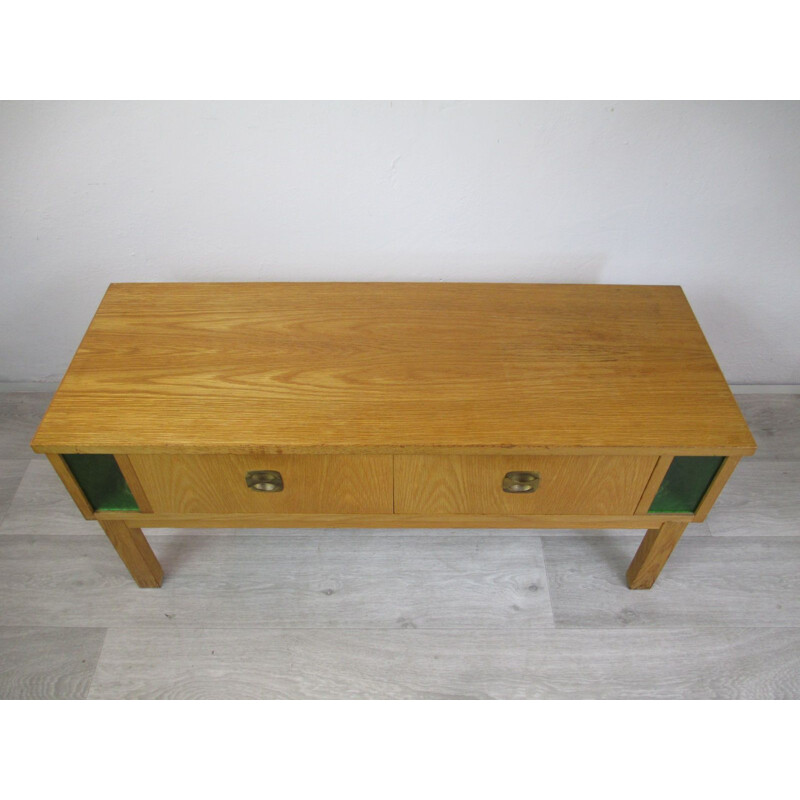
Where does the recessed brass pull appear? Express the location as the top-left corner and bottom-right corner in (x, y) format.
(503, 471), (540, 493)
(245, 470), (284, 492)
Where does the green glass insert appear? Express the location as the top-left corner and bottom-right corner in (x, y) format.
(62, 454), (139, 512)
(648, 456), (725, 514)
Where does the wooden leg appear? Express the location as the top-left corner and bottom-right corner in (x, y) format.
(99, 520), (163, 588)
(626, 521), (688, 589)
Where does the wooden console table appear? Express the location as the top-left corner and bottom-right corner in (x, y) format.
(31, 283), (756, 589)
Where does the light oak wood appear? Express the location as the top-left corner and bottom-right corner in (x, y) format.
(31, 283), (756, 456)
(635, 455), (673, 514)
(45, 453), (94, 519)
(39, 443), (749, 457)
(692, 456), (741, 522)
(92, 511), (694, 528)
(98, 520), (163, 588)
(626, 521), (689, 589)
(28, 283), (757, 590)
(114, 454), (153, 513)
(395, 455), (657, 515)
(127, 454), (393, 514)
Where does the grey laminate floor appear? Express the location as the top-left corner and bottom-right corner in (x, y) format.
(0, 392), (798, 699)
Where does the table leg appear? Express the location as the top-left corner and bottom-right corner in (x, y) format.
(99, 520), (163, 588)
(626, 521), (688, 589)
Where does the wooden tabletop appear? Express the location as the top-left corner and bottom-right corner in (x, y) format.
(31, 283), (756, 456)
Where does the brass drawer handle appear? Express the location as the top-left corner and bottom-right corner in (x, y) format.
(246, 470), (284, 492)
(503, 471), (540, 493)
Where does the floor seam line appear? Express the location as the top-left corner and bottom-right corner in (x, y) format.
(84, 627), (109, 701)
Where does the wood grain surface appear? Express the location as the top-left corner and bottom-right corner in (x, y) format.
(693, 455), (741, 521)
(87, 627), (800, 700)
(45, 453), (94, 519)
(128, 454), (393, 514)
(634, 455), (673, 514)
(735, 394), (800, 460)
(0, 458), (93, 535)
(0, 626), (106, 700)
(0, 532), (554, 629)
(626, 521), (688, 589)
(2, 393), (52, 458)
(98, 520), (163, 588)
(114, 454), (153, 513)
(543, 535), (800, 628)
(30, 283), (756, 455)
(91, 511), (693, 528)
(395, 455), (657, 515)
(0, 392), (795, 699)
(705, 461), (800, 536)
(0, 459), (28, 525)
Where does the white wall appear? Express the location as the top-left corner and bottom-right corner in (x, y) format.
(1, 101), (798, 384)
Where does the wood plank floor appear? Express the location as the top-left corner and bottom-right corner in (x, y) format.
(0, 392), (798, 699)
(0, 460), (28, 526)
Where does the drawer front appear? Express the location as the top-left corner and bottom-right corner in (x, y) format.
(127, 454), (393, 514)
(394, 455), (657, 515)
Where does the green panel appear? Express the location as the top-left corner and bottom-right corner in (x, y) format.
(648, 456), (725, 514)
(62, 454), (139, 512)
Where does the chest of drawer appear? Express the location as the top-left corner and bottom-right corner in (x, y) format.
(33, 283), (756, 591)
(127, 454), (394, 514)
(394, 455), (658, 516)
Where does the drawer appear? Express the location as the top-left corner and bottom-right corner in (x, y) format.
(127, 454), (393, 514)
(394, 455), (657, 515)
